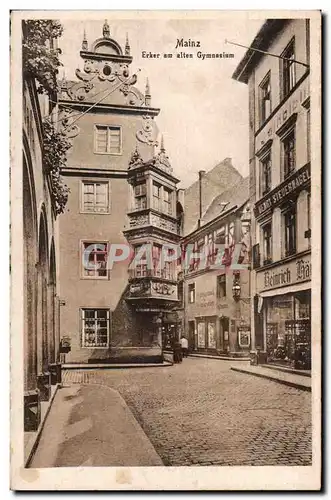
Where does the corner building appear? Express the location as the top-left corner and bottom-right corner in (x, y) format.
(233, 19), (311, 369)
(58, 22), (181, 363)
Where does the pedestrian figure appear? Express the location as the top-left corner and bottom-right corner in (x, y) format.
(180, 335), (188, 358)
(173, 340), (182, 363)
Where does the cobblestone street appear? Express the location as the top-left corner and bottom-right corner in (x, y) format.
(63, 359), (311, 466)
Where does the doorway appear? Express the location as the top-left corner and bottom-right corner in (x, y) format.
(188, 321), (195, 350)
(220, 317), (230, 353)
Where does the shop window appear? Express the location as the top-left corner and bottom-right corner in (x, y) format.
(82, 242), (108, 278)
(260, 153), (272, 196)
(188, 283), (195, 303)
(283, 206), (297, 257)
(282, 129), (296, 179)
(81, 308), (110, 348)
(163, 188), (172, 215)
(197, 321), (206, 348)
(134, 182), (147, 210)
(82, 181), (109, 213)
(95, 125), (121, 154)
(217, 274), (226, 298)
(259, 72), (271, 124)
(281, 38), (296, 99)
(262, 222), (272, 265)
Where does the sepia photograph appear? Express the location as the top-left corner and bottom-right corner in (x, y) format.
(10, 10), (321, 490)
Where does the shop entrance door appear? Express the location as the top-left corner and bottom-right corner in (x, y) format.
(220, 317), (229, 353)
(188, 321), (195, 350)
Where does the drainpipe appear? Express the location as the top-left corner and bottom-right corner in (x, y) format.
(198, 170), (206, 228)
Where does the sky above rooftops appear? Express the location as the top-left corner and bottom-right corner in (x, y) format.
(58, 16), (264, 188)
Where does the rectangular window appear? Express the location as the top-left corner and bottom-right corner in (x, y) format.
(284, 207), (297, 257)
(282, 130), (296, 179)
(217, 274), (226, 298)
(259, 72), (271, 124)
(134, 245), (148, 277)
(82, 181), (109, 213)
(163, 188), (172, 215)
(188, 283), (195, 303)
(81, 308), (110, 348)
(260, 153), (272, 196)
(281, 39), (296, 98)
(134, 182), (147, 210)
(95, 125), (121, 154)
(153, 182), (161, 211)
(82, 242), (108, 278)
(262, 222), (272, 265)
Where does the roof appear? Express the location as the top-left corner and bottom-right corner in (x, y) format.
(183, 158), (243, 235)
(232, 19), (288, 84)
(202, 175), (250, 224)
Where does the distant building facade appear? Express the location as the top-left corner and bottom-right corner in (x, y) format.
(233, 19), (311, 369)
(182, 176), (251, 357)
(58, 22), (182, 363)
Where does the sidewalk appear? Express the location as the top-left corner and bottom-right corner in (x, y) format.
(230, 364), (311, 391)
(28, 383), (163, 467)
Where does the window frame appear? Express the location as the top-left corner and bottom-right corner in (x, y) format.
(134, 181), (147, 211)
(281, 128), (296, 180)
(283, 204), (297, 258)
(259, 71), (272, 125)
(188, 283), (196, 304)
(94, 124), (122, 155)
(81, 240), (109, 280)
(80, 179), (111, 214)
(281, 38), (296, 100)
(163, 187), (173, 215)
(260, 151), (272, 197)
(80, 308), (110, 348)
(261, 221), (273, 265)
(216, 273), (227, 299)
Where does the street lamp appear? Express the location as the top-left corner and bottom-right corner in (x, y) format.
(232, 272), (241, 301)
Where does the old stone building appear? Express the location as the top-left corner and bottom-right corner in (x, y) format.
(233, 19), (311, 369)
(57, 21), (182, 363)
(181, 175), (251, 356)
(22, 25), (62, 431)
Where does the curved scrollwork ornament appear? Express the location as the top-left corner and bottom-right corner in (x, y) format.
(136, 115), (158, 146)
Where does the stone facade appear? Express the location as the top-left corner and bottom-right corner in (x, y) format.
(22, 73), (61, 430)
(58, 22), (181, 363)
(233, 19), (311, 369)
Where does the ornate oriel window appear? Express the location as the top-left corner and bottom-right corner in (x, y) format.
(134, 182), (147, 210)
(81, 308), (110, 348)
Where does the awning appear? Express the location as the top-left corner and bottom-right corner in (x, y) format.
(259, 281), (311, 298)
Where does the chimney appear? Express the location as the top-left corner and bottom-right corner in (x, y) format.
(198, 170), (206, 227)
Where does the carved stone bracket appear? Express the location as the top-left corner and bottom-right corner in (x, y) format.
(136, 115), (158, 146)
(58, 107), (80, 140)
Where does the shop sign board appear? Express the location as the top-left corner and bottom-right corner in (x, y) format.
(257, 253), (311, 292)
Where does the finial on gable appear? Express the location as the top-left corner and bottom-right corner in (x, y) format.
(145, 78), (151, 107)
(125, 32), (131, 55)
(82, 29), (88, 50)
(103, 20), (110, 38)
